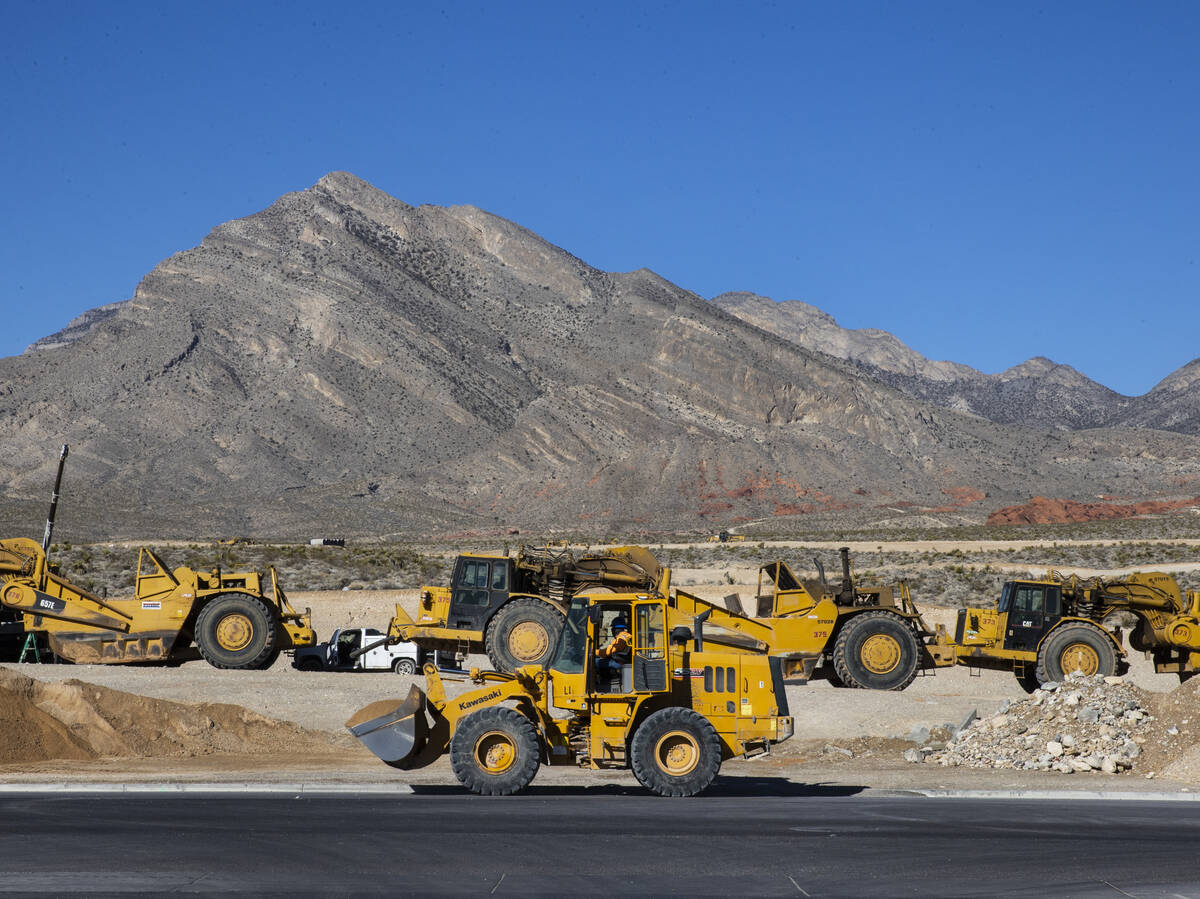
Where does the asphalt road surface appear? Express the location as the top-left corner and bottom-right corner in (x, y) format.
(3, 787), (1200, 897)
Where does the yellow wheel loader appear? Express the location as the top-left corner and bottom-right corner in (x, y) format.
(381, 544), (667, 673)
(347, 590), (793, 797)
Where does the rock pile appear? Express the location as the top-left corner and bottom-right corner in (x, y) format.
(907, 673), (1151, 774)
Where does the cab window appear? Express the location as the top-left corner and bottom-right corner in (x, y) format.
(459, 561), (489, 588)
(456, 560), (491, 605)
(549, 599), (589, 674)
(1013, 585), (1043, 614)
(635, 604), (665, 658)
(1012, 584), (1044, 626)
(633, 602), (668, 691)
(491, 563), (508, 592)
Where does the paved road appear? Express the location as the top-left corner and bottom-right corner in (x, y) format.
(2, 789), (1200, 897)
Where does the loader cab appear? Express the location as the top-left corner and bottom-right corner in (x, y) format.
(548, 596), (669, 707)
(997, 581), (1063, 652)
(446, 555), (514, 632)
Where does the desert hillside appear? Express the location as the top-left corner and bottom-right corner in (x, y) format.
(2, 173), (1199, 540)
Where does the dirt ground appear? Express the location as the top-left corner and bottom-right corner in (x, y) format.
(2, 577), (1197, 793)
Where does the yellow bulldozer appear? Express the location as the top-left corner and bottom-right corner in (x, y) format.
(0, 445), (314, 668)
(347, 588), (793, 796)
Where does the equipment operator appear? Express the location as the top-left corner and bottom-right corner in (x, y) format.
(595, 617), (632, 679)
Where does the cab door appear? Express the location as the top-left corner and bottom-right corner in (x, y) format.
(1002, 583), (1061, 652)
(632, 600), (668, 692)
(447, 557), (511, 632)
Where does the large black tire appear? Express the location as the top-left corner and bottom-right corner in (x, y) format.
(484, 598), (564, 674)
(449, 706), (541, 796)
(1015, 667), (1041, 694)
(831, 610), (920, 691)
(194, 593), (279, 670)
(294, 655), (324, 672)
(630, 707), (722, 797)
(392, 657), (417, 675)
(1035, 622), (1117, 685)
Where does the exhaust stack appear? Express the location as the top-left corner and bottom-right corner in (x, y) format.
(41, 444), (69, 554)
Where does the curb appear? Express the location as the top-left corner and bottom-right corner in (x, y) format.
(0, 782), (414, 794)
(910, 788), (1200, 802)
(0, 783), (1195, 801)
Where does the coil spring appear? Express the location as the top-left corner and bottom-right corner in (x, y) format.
(567, 717), (590, 765)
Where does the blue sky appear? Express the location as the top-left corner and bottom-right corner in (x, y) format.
(2, 1), (1197, 396)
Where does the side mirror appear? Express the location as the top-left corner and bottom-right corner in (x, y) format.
(670, 625), (692, 645)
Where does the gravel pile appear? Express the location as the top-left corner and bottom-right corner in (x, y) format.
(907, 673), (1151, 775)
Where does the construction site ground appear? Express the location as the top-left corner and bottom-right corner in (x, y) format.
(3, 581), (1199, 796)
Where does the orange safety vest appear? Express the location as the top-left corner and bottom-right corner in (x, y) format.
(600, 629), (631, 658)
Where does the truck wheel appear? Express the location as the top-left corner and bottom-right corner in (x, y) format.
(1015, 668), (1040, 693)
(194, 593), (279, 670)
(484, 598), (564, 673)
(630, 707), (722, 797)
(392, 657), (417, 675)
(295, 656), (324, 672)
(831, 610), (919, 691)
(449, 706), (540, 796)
(1036, 622), (1117, 684)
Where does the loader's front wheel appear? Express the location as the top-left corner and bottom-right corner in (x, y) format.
(194, 594), (279, 670)
(484, 598), (564, 674)
(449, 706), (540, 796)
(630, 707), (722, 797)
(1036, 622), (1117, 685)
(831, 610), (920, 691)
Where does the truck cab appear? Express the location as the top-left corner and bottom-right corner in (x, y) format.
(444, 555), (517, 632)
(955, 580), (1065, 652)
(293, 627), (422, 674)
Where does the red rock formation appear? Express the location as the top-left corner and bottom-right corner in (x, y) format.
(987, 495), (1200, 526)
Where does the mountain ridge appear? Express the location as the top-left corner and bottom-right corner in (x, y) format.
(3, 172), (1198, 540)
(710, 291), (1198, 434)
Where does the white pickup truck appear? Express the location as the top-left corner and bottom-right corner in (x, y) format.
(292, 627), (422, 674)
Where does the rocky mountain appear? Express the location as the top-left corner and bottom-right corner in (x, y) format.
(3, 172), (1200, 540)
(1114, 360), (1200, 433)
(711, 293), (1138, 432)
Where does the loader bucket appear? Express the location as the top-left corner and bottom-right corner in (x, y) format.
(346, 685), (430, 768)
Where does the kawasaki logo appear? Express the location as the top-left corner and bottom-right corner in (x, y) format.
(460, 689), (502, 710)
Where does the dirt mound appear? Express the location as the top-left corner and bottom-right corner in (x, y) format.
(987, 495), (1200, 526)
(0, 667), (341, 766)
(1141, 676), (1200, 781)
